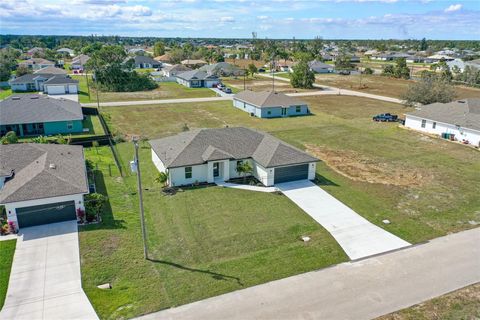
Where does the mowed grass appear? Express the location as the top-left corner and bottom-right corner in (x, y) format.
(0, 88), (12, 100)
(377, 283), (480, 320)
(73, 76), (216, 103)
(80, 145), (347, 319)
(314, 74), (480, 99)
(103, 95), (480, 243)
(0, 239), (16, 310)
(222, 76), (315, 93)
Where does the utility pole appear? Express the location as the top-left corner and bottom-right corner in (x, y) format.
(84, 67), (91, 100)
(132, 138), (148, 260)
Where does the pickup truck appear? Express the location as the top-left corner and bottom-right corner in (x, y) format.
(372, 113), (398, 122)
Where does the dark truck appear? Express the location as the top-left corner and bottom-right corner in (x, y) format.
(372, 113), (398, 122)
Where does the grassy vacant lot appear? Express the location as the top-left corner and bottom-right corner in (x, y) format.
(72, 76), (216, 103)
(80, 145), (347, 319)
(378, 283), (480, 320)
(314, 74), (480, 99)
(222, 76), (314, 93)
(0, 239), (16, 309)
(103, 95), (480, 243)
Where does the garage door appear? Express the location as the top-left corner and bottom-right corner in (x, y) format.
(46, 85), (66, 95)
(274, 164), (309, 184)
(16, 201), (76, 228)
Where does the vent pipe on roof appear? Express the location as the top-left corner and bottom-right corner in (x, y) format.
(49, 163), (56, 169)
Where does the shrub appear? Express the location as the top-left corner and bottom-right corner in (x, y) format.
(85, 193), (107, 222)
(1, 131), (18, 144)
(76, 208), (86, 224)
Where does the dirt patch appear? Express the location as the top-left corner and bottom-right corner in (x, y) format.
(306, 144), (430, 187)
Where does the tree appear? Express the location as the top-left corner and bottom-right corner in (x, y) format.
(247, 63), (257, 78)
(236, 161), (253, 184)
(363, 67), (374, 75)
(1, 131), (18, 144)
(393, 58), (410, 79)
(84, 193), (107, 222)
(402, 74), (456, 107)
(15, 65), (31, 77)
(153, 41), (165, 56)
(420, 38), (428, 51)
(334, 54), (353, 70)
(291, 59), (315, 89)
(154, 172), (168, 187)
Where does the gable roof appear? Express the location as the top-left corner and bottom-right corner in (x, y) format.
(406, 99), (480, 132)
(72, 54), (90, 65)
(233, 90), (307, 108)
(150, 127), (318, 169)
(34, 66), (67, 75)
(43, 75), (79, 85)
(20, 58), (55, 65)
(9, 73), (53, 84)
(163, 64), (192, 73)
(133, 55), (160, 65)
(199, 62), (243, 76)
(176, 70), (219, 81)
(0, 144), (88, 204)
(0, 94), (83, 125)
(308, 60), (333, 69)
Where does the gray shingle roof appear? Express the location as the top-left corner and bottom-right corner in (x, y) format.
(34, 66), (67, 75)
(199, 62), (244, 76)
(176, 70), (219, 81)
(308, 61), (333, 69)
(43, 76), (79, 85)
(163, 64), (192, 74)
(72, 54), (90, 65)
(0, 144), (88, 204)
(133, 55), (161, 65)
(406, 99), (480, 132)
(0, 94), (83, 125)
(9, 73), (52, 84)
(233, 90), (307, 108)
(149, 127), (318, 169)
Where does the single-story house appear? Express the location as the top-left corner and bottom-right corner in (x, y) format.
(308, 60), (334, 73)
(154, 54), (172, 63)
(150, 127), (319, 187)
(162, 64), (192, 77)
(0, 94), (84, 137)
(233, 90), (309, 118)
(181, 59), (207, 68)
(132, 55), (162, 69)
(199, 62), (244, 76)
(34, 66), (67, 75)
(176, 70), (220, 88)
(0, 144), (88, 230)
(71, 54), (90, 70)
(56, 48), (75, 57)
(404, 99), (480, 147)
(19, 58), (56, 70)
(9, 73), (78, 94)
(26, 47), (44, 56)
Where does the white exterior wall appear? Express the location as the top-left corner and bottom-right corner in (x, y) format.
(169, 164), (208, 186)
(253, 163), (274, 186)
(308, 162), (317, 180)
(46, 85), (67, 94)
(4, 193), (86, 231)
(405, 115), (480, 147)
(68, 84), (78, 93)
(151, 150), (166, 173)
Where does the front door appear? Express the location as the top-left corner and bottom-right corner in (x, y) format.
(281, 108), (288, 116)
(213, 162), (220, 177)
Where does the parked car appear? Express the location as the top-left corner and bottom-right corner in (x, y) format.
(372, 113), (398, 122)
(338, 70), (351, 75)
(258, 68), (266, 73)
(224, 88), (232, 94)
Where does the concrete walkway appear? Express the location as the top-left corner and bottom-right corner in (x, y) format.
(216, 181), (278, 193)
(0, 221), (98, 320)
(136, 227), (480, 320)
(276, 180), (410, 260)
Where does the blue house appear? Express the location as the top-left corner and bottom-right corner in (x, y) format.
(0, 95), (84, 137)
(233, 90), (310, 118)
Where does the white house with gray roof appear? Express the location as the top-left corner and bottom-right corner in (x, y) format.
(150, 127), (318, 187)
(9, 73), (78, 95)
(0, 144), (88, 230)
(404, 99), (480, 147)
(175, 70), (220, 88)
(233, 90), (310, 118)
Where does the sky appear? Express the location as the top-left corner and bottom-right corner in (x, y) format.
(0, 0), (479, 40)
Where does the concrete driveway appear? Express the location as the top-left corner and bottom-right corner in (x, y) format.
(276, 180), (410, 260)
(0, 221), (98, 320)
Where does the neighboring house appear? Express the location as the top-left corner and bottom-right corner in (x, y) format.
(199, 62), (244, 76)
(71, 54), (90, 70)
(57, 48), (75, 57)
(132, 55), (162, 69)
(0, 94), (84, 137)
(350, 55), (360, 63)
(181, 59), (207, 68)
(176, 70), (220, 88)
(19, 58), (56, 70)
(9, 73), (78, 94)
(34, 66), (67, 75)
(26, 47), (44, 56)
(404, 99), (480, 147)
(427, 54), (455, 62)
(155, 54), (172, 63)
(150, 127), (318, 187)
(162, 64), (192, 77)
(447, 59), (467, 72)
(233, 90), (310, 118)
(308, 60), (334, 73)
(0, 144), (88, 230)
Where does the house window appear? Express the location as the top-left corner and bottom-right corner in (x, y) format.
(432, 122), (436, 129)
(236, 160), (243, 168)
(296, 106), (301, 113)
(421, 120), (426, 128)
(267, 111), (271, 115)
(185, 167), (192, 179)
(67, 121), (73, 130)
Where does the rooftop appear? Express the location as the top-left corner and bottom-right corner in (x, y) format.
(233, 90), (307, 108)
(176, 70), (219, 81)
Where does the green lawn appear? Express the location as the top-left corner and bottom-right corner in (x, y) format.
(378, 283), (480, 320)
(72, 76), (216, 104)
(80, 145), (347, 319)
(102, 95), (480, 243)
(82, 115), (105, 136)
(0, 239), (16, 310)
(0, 88), (12, 100)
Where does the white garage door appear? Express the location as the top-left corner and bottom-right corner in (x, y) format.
(47, 85), (66, 95)
(68, 84), (78, 93)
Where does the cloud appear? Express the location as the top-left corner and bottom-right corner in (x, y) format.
(220, 16), (235, 22)
(444, 4), (462, 12)
(257, 15), (269, 20)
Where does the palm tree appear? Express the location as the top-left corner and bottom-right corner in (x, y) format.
(235, 161), (253, 184)
(154, 172), (168, 188)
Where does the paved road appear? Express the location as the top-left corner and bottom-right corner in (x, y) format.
(136, 227), (480, 320)
(0, 221), (98, 320)
(276, 180), (410, 260)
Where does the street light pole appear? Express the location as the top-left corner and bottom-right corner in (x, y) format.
(133, 139), (148, 259)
